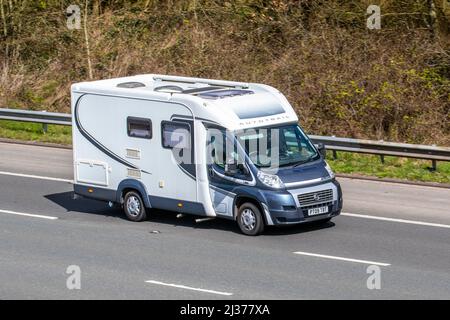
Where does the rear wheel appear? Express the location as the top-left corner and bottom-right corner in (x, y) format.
(237, 202), (264, 236)
(123, 191), (147, 222)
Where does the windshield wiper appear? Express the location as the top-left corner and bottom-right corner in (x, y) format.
(292, 155), (316, 168)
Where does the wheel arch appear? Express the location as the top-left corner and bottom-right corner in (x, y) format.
(233, 194), (267, 225)
(117, 179), (151, 208)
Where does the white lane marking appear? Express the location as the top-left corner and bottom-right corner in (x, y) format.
(0, 209), (58, 220)
(342, 212), (450, 229)
(0, 171), (73, 183)
(293, 251), (390, 267)
(145, 280), (233, 296)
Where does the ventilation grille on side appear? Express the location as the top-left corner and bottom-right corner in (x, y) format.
(126, 148), (141, 159)
(127, 168), (141, 179)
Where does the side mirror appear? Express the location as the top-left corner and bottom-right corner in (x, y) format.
(224, 160), (238, 176)
(317, 143), (327, 158)
(237, 163), (250, 176)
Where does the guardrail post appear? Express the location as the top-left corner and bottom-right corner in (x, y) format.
(431, 160), (437, 171)
(41, 110), (48, 134)
(380, 155), (385, 164)
(332, 150), (338, 160)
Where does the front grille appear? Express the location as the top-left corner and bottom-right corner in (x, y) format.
(298, 189), (333, 207)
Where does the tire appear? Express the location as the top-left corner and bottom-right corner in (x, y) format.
(237, 202), (265, 236)
(123, 190), (147, 222)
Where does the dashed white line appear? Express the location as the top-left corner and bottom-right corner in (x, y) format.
(0, 171), (73, 183)
(341, 212), (450, 229)
(0, 209), (58, 220)
(145, 280), (233, 296)
(293, 251), (391, 267)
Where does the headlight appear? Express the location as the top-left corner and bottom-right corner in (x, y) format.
(257, 171), (285, 188)
(324, 161), (335, 178)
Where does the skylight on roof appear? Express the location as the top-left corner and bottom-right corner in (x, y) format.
(198, 89), (254, 100)
(117, 82), (146, 88)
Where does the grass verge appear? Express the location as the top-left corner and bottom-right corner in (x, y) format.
(326, 152), (450, 184)
(1, 120), (449, 184)
(0, 120), (72, 145)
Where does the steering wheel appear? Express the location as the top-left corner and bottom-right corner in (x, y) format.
(249, 151), (271, 165)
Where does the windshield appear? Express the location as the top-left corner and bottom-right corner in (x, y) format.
(236, 124), (319, 168)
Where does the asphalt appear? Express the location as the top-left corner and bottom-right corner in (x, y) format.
(0, 142), (449, 299)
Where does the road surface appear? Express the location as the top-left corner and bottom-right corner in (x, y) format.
(0, 142), (449, 299)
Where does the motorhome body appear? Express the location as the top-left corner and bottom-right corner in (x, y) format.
(71, 74), (343, 235)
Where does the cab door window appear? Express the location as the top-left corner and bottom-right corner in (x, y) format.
(207, 128), (250, 180)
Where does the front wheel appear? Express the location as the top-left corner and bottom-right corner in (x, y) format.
(123, 191), (147, 222)
(237, 203), (265, 236)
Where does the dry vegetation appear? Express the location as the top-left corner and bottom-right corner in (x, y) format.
(0, 0), (449, 144)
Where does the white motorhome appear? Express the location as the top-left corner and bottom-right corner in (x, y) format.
(71, 74), (342, 235)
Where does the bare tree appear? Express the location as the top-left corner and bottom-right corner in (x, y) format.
(0, 0), (6, 37)
(84, 0), (93, 79)
(427, 0), (437, 38)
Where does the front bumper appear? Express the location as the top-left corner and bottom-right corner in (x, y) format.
(262, 179), (343, 226)
(267, 202), (341, 225)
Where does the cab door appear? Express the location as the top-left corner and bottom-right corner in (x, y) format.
(206, 128), (253, 217)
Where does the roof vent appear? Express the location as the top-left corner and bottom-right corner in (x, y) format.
(117, 82), (146, 88)
(154, 85), (184, 93)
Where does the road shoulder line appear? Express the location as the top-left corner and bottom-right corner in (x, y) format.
(0, 209), (58, 220)
(145, 280), (233, 296)
(293, 251), (391, 266)
(0, 171), (73, 183)
(341, 212), (450, 229)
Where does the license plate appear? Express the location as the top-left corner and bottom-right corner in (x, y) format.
(307, 206), (329, 216)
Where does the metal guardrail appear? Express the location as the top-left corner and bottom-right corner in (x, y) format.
(0, 108), (71, 126)
(309, 135), (450, 161)
(1, 108), (450, 170)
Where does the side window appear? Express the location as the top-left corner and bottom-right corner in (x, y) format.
(208, 129), (235, 169)
(207, 128), (250, 179)
(210, 133), (226, 168)
(161, 121), (191, 149)
(127, 117), (152, 139)
(282, 127), (301, 154)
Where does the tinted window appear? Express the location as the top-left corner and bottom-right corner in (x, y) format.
(127, 117), (152, 139)
(236, 124), (319, 168)
(208, 130), (240, 169)
(162, 122), (191, 149)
